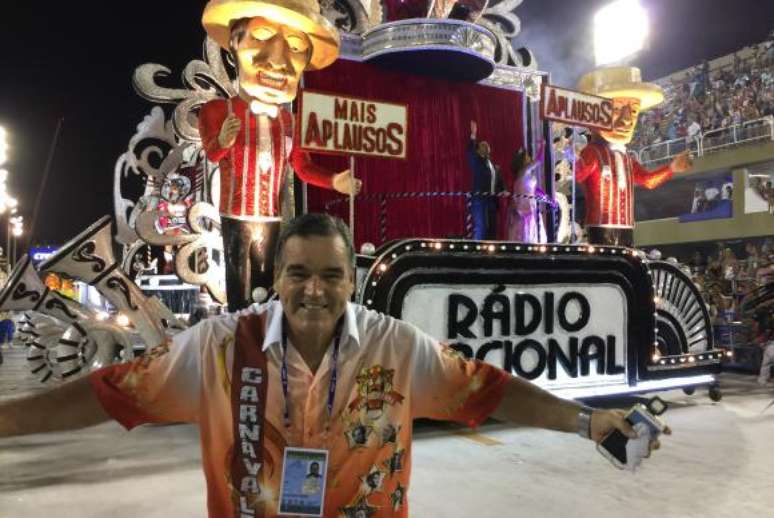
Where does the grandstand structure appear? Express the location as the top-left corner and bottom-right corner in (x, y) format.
(632, 32), (774, 250)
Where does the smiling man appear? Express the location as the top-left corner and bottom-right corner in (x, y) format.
(199, 0), (361, 310)
(0, 213), (669, 517)
(574, 67), (693, 247)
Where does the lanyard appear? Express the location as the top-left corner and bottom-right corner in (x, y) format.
(280, 317), (344, 430)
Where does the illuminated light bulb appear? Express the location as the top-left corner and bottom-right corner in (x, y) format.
(378, 263), (388, 272)
(698, 355), (704, 360)
(725, 351), (733, 358)
(420, 243), (426, 248)
(660, 360), (666, 365)
(449, 244), (455, 249)
(587, 246), (595, 254)
(463, 245), (469, 250)
(501, 245), (507, 251)
(688, 356), (696, 363)
(366, 299), (373, 305)
(487, 245), (495, 252)
(434, 242), (442, 250)
(652, 353), (660, 362)
(539, 246), (547, 253)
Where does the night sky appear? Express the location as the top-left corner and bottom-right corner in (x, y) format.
(0, 0), (771, 249)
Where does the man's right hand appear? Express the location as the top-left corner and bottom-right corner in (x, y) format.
(218, 114), (242, 149)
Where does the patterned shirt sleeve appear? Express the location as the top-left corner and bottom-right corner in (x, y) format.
(88, 322), (206, 430)
(408, 324), (510, 427)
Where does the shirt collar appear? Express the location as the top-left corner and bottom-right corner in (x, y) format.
(233, 95), (279, 119)
(261, 300), (360, 352)
(607, 141), (628, 153)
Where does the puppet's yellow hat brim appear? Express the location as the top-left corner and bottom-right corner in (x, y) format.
(203, 0), (340, 70)
(577, 67), (664, 111)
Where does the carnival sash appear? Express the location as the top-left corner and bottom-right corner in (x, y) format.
(231, 314), (269, 517)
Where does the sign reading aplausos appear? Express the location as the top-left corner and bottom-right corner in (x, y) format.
(298, 90), (407, 159)
(540, 84), (614, 131)
(402, 284), (627, 389)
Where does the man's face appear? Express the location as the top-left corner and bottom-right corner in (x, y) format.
(232, 17), (312, 105)
(598, 97), (641, 145)
(274, 234), (355, 338)
(477, 141), (490, 158)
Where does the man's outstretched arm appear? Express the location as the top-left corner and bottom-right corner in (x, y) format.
(0, 376), (109, 438)
(491, 375), (642, 443)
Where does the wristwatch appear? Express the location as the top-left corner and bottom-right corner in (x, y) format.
(577, 406), (594, 439)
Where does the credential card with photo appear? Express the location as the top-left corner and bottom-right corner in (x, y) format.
(278, 447), (329, 517)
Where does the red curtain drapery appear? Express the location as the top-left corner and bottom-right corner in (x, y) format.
(299, 58), (524, 249)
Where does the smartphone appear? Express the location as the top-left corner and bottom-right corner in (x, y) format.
(597, 404), (667, 469)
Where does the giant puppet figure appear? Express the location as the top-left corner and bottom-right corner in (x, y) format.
(200, 0), (360, 310)
(575, 67), (692, 247)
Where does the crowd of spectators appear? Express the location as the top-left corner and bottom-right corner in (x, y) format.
(685, 239), (774, 324)
(632, 31), (774, 152)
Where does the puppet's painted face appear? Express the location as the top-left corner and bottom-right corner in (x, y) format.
(232, 17), (312, 105)
(598, 97), (641, 145)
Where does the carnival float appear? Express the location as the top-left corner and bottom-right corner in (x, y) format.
(0, 0), (725, 400)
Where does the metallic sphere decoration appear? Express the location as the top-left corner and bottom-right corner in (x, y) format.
(252, 287), (269, 304)
(360, 242), (377, 256)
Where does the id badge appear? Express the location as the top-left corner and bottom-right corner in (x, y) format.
(278, 447), (329, 517)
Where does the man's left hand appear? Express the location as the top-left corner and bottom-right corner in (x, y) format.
(590, 409), (671, 457)
(333, 170), (363, 196)
(670, 151), (693, 173)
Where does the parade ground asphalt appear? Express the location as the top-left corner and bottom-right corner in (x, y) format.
(1, 344), (773, 518)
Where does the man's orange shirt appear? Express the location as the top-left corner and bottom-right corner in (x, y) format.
(90, 301), (509, 517)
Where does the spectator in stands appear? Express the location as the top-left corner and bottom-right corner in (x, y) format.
(686, 115), (702, 144)
(756, 322), (774, 386)
(745, 242), (761, 276)
(691, 186), (708, 213)
(633, 34), (774, 152)
(690, 251), (706, 273)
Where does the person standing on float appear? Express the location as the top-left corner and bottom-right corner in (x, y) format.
(574, 67), (693, 247)
(199, 0), (361, 310)
(467, 120), (504, 240)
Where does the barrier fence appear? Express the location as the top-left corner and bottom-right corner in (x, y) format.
(635, 115), (774, 167)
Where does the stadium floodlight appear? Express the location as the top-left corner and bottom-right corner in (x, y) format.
(594, 0), (649, 66)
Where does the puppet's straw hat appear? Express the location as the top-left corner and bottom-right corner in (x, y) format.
(202, 0), (340, 70)
(576, 67), (664, 111)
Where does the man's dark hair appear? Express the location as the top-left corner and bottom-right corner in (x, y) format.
(511, 148), (528, 176)
(274, 213), (356, 272)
